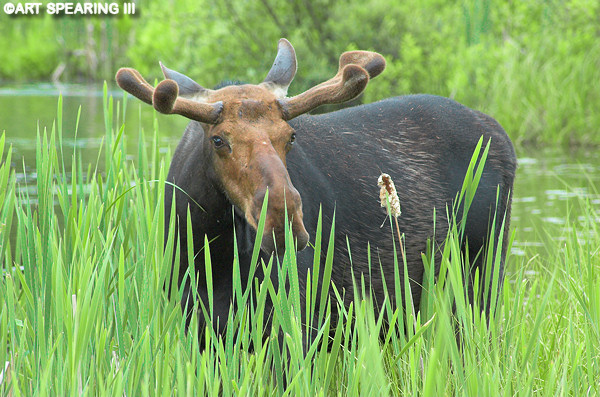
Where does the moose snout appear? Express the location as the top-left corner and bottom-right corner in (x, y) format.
(251, 184), (309, 254)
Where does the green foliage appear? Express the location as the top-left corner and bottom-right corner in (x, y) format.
(1, 0), (599, 144)
(125, 0), (600, 145)
(0, 93), (599, 395)
(0, 17), (59, 80)
(0, 10), (132, 81)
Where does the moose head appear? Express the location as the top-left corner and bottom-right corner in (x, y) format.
(116, 39), (385, 254)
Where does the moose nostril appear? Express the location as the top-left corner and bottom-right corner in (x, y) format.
(260, 232), (276, 254)
(260, 229), (309, 254)
(296, 230), (309, 251)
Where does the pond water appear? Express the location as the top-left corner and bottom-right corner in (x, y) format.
(1, 85), (599, 261)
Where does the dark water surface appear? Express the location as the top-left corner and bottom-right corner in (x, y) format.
(1, 85), (599, 260)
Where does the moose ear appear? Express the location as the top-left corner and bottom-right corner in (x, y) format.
(261, 38), (297, 98)
(159, 62), (211, 100)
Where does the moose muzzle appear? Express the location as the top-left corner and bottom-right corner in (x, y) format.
(248, 161), (309, 254)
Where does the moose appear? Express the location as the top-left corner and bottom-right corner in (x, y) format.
(116, 38), (516, 344)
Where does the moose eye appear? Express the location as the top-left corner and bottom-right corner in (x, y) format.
(211, 135), (226, 148)
(289, 133), (297, 144)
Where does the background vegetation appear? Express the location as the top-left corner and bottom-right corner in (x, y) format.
(1, 0), (599, 395)
(1, 0), (599, 145)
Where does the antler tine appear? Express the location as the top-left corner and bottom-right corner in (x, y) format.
(115, 67), (222, 124)
(339, 51), (386, 79)
(279, 50), (386, 120)
(153, 79), (223, 124)
(116, 68), (155, 105)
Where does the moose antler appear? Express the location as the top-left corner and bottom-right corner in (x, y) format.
(115, 39), (385, 124)
(278, 49), (386, 120)
(115, 67), (154, 105)
(115, 67), (223, 124)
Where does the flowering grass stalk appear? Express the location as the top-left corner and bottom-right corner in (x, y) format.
(378, 173), (406, 264)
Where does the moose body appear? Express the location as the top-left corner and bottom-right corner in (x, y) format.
(288, 95), (515, 310)
(164, 94), (516, 336)
(116, 39), (516, 342)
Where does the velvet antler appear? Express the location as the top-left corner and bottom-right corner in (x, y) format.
(115, 39), (385, 124)
(115, 67), (223, 124)
(115, 67), (154, 105)
(278, 49), (386, 120)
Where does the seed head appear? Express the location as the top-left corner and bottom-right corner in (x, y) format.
(378, 173), (401, 218)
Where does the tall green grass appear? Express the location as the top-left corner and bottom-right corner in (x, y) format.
(0, 95), (599, 395)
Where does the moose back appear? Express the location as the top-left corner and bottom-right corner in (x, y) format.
(116, 38), (516, 340)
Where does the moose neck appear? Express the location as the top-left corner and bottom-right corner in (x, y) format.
(192, 192), (258, 286)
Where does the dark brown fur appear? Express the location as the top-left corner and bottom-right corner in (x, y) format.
(116, 40), (516, 346)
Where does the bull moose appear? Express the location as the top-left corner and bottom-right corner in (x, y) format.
(116, 38), (516, 344)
